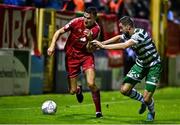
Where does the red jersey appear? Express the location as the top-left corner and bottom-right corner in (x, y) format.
(63, 17), (100, 57)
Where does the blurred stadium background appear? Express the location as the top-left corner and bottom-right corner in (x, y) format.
(0, 0), (180, 123)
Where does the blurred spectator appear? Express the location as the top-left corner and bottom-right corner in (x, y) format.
(28, 0), (62, 10)
(62, 0), (75, 11)
(109, 0), (123, 14)
(167, 0), (174, 21)
(98, 0), (111, 13)
(73, 0), (84, 12)
(45, 0), (63, 10)
(3, 0), (26, 6)
(118, 0), (150, 19)
(84, 0), (100, 11)
(121, 0), (136, 17)
(4, 0), (63, 10)
(133, 0), (150, 19)
(173, 11), (180, 24)
(98, 0), (123, 15)
(62, 0), (84, 12)
(167, 0), (180, 24)
(26, 0), (45, 7)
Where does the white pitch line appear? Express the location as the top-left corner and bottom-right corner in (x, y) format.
(1, 98), (173, 110)
(69, 100), (126, 108)
(0, 100), (126, 110)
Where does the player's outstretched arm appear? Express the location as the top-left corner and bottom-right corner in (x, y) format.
(101, 35), (123, 45)
(86, 35), (123, 53)
(47, 27), (66, 56)
(93, 39), (136, 50)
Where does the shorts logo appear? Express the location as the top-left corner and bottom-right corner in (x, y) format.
(129, 71), (140, 79)
(78, 29), (82, 33)
(79, 37), (87, 42)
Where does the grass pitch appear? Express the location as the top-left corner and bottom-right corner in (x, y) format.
(0, 87), (180, 124)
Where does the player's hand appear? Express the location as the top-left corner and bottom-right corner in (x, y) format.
(86, 41), (97, 53)
(47, 46), (55, 56)
(83, 29), (92, 40)
(92, 40), (104, 49)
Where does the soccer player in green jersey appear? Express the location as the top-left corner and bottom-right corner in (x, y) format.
(92, 16), (162, 121)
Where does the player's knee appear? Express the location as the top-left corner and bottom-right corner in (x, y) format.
(120, 86), (129, 95)
(88, 83), (94, 89)
(69, 89), (76, 95)
(88, 83), (96, 90)
(143, 97), (151, 104)
(143, 91), (153, 104)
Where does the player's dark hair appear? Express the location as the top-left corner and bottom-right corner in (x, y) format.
(85, 7), (97, 17)
(119, 16), (134, 28)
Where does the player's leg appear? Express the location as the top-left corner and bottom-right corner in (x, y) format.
(66, 56), (83, 103)
(120, 83), (145, 104)
(68, 77), (84, 103)
(120, 64), (146, 114)
(144, 63), (162, 121)
(85, 68), (102, 118)
(82, 55), (102, 118)
(68, 77), (78, 94)
(143, 90), (155, 121)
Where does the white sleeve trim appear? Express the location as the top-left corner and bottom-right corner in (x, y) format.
(120, 34), (125, 40)
(146, 81), (157, 86)
(130, 38), (138, 44)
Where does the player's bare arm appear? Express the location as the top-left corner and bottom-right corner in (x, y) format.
(85, 28), (99, 53)
(93, 39), (136, 50)
(47, 27), (66, 56)
(86, 29), (93, 40)
(101, 35), (123, 45)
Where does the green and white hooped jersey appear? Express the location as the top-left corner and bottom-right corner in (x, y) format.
(122, 28), (161, 67)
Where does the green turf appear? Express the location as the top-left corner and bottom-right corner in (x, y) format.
(0, 87), (180, 124)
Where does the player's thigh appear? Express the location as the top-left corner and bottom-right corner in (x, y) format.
(82, 55), (95, 71)
(123, 64), (146, 86)
(82, 55), (95, 85)
(65, 55), (81, 78)
(84, 68), (95, 85)
(120, 83), (134, 94)
(145, 63), (162, 92)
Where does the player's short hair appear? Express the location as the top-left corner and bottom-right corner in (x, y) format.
(119, 16), (134, 28)
(85, 7), (97, 17)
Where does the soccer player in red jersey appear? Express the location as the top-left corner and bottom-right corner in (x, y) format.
(47, 7), (102, 118)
